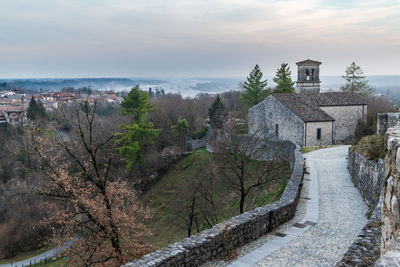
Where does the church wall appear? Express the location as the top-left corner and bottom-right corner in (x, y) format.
(248, 96), (305, 146)
(305, 121), (333, 146)
(320, 105), (367, 144)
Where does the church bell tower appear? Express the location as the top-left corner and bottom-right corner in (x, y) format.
(296, 59), (321, 94)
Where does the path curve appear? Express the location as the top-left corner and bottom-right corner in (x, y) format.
(206, 146), (368, 267)
(0, 240), (73, 267)
(256, 146), (368, 266)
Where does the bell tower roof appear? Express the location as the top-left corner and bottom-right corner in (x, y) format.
(296, 59), (322, 65)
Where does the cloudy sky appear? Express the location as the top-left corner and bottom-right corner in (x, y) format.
(0, 0), (399, 78)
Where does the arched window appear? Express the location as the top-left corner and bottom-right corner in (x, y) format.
(311, 69), (315, 80)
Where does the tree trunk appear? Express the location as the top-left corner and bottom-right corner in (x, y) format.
(187, 193), (197, 237)
(240, 190), (245, 214)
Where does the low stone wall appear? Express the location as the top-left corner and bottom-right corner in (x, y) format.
(124, 142), (304, 267)
(336, 220), (382, 267)
(377, 112), (400, 135)
(381, 125), (400, 255)
(348, 150), (385, 207)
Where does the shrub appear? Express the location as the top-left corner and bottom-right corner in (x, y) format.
(351, 134), (385, 161)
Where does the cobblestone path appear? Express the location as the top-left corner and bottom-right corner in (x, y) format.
(205, 146), (368, 267)
(256, 146), (368, 266)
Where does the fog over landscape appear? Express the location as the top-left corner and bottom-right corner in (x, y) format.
(1, 75), (400, 98)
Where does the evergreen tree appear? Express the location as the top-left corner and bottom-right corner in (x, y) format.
(208, 95), (226, 129)
(120, 85), (154, 123)
(240, 64), (270, 107)
(172, 119), (190, 146)
(116, 85), (159, 171)
(27, 96), (46, 121)
(341, 62), (374, 96)
(273, 63), (295, 94)
(172, 119), (190, 137)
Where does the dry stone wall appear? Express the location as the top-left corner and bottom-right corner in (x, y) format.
(381, 125), (400, 253)
(123, 142), (304, 267)
(377, 112), (400, 135)
(347, 149), (385, 207)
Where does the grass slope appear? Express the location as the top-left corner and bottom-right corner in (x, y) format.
(142, 149), (291, 250)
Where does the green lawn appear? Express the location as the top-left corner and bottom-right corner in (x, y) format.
(142, 148), (291, 250)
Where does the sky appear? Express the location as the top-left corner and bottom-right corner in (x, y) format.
(0, 0), (399, 78)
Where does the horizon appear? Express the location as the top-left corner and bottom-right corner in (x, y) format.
(2, 74), (400, 80)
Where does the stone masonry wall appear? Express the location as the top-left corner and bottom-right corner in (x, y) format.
(320, 105), (367, 144)
(348, 149), (385, 207)
(248, 95), (305, 146)
(123, 142), (304, 267)
(381, 125), (400, 255)
(305, 121), (333, 147)
(377, 112), (400, 135)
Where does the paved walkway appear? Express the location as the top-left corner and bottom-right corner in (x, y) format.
(0, 248), (57, 267)
(0, 240), (73, 267)
(205, 146), (368, 267)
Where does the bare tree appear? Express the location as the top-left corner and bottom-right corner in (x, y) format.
(211, 118), (286, 214)
(28, 100), (151, 266)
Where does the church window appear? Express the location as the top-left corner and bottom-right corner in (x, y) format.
(317, 128), (321, 140)
(311, 69), (315, 80)
(275, 124), (279, 137)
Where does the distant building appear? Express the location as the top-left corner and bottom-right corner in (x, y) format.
(0, 106), (26, 125)
(0, 90), (16, 98)
(249, 59), (367, 146)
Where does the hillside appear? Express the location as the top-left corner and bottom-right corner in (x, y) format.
(142, 149), (291, 249)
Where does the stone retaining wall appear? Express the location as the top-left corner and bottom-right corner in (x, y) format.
(124, 142), (304, 267)
(381, 125), (400, 256)
(348, 149), (385, 207)
(377, 112), (400, 135)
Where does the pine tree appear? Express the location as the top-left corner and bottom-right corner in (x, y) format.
(208, 95), (226, 129)
(240, 65), (270, 107)
(341, 62), (374, 96)
(273, 63), (295, 94)
(120, 85), (154, 123)
(116, 85), (159, 171)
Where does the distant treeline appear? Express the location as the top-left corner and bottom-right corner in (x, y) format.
(0, 78), (166, 92)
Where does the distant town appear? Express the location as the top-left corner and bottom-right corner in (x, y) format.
(0, 89), (124, 125)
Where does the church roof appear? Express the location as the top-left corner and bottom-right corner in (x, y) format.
(272, 94), (334, 122)
(296, 59), (322, 65)
(306, 92), (367, 106)
(271, 92), (366, 122)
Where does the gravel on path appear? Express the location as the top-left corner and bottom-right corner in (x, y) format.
(255, 146), (367, 267)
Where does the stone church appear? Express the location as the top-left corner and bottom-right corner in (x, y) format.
(249, 59), (367, 147)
